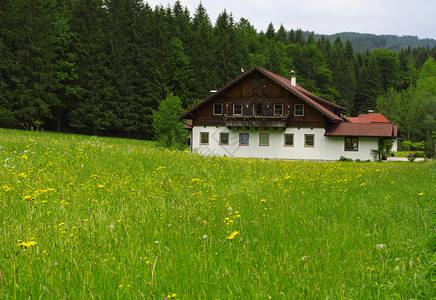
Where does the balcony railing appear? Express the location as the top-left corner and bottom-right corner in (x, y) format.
(224, 115), (288, 128)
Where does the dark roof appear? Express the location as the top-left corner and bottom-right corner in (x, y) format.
(325, 123), (399, 138)
(180, 66), (345, 121)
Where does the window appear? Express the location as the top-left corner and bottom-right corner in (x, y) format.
(251, 78), (258, 88)
(284, 134), (294, 147)
(220, 132), (229, 145)
(253, 103), (262, 116)
(260, 78), (266, 88)
(304, 134), (315, 147)
(234, 103), (243, 115)
(259, 133), (269, 146)
(239, 133), (249, 146)
(213, 103), (223, 115)
(274, 104), (284, 116)
(200, 132), (209, 145)
(345, 137), (358, 151)
(294, 104), (304, 116)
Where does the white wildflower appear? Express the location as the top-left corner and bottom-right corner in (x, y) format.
(375, 244), (387, 250)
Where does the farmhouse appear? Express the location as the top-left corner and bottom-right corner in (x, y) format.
(180, 66), (398, 161)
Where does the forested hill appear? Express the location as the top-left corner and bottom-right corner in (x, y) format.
(0, 0), (435, 144)
(306, 32), (436, 52)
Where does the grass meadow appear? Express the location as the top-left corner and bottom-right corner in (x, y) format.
(0, 129), (434, 299)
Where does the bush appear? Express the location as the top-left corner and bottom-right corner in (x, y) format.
(424, 139), (435, 158)
(339, 156), (353, 162)
(153, 93), (189, 149)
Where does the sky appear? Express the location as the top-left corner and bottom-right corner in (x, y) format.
(144, 0), (436, 39)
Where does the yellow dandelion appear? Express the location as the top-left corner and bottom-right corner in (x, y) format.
(227, 231), (240, 240)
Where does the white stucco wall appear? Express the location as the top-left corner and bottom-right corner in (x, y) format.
(324, 137), (379, 161)
(192, 126), (380, 161)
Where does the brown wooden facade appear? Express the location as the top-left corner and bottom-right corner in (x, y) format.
(186, 69), (331, 129)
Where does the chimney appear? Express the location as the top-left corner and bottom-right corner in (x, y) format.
(368, 110), (374, 113)
(290, 70), (296, 87)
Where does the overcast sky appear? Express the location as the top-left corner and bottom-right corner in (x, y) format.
(144, 0), (435, 39)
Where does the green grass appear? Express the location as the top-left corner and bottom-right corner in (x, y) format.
(393, 151), (426, 158)
(0, 129), (435, 299)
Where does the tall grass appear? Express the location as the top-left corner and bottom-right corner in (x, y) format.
(0, 129), (434, 299)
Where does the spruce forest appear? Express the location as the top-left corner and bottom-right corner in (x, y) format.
(1, 0), (435, 144)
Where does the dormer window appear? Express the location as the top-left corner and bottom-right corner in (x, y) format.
(213, 103), (223, 115)
(233, 103), (243, 115)
(274, 104), (284, 116)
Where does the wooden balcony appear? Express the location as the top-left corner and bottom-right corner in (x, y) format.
(224, 115), (288, 129)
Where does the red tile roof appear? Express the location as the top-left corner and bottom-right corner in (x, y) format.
(180, 66), (345, 121)
(347, 113), (391, 123)
(325, 123), (398, 138)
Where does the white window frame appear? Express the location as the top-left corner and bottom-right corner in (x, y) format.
(234, 103), (243, 115)
(274, 104), (284, 116)
(294, 104), (304, 116)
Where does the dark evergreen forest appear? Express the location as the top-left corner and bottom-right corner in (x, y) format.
(1, 0), (435, 141)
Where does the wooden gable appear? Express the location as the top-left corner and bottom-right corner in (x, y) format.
(181, 66), (345, 129)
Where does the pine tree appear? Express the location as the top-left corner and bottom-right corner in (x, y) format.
(276, 24), (287, 44)
(266, 22), (275, 40)
(134, 4), (168, 139)
(356, 54), (383, 113)
(8, 0), (58, 129)
(51, 0), (79, 132)
(68, 0), (112, 134)
(213, 10), (242, 86)
(190, 3), (216, 100)
(164, 37), (195, 108)
(0, 0), (17, 127)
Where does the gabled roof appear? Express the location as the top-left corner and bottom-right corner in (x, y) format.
(180, 66), (345, 121)
(346, 113), (391, 123)
(325, 123), (398, 138)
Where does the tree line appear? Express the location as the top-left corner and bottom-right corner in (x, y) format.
(308, 32), (436, 53)
(1, 0), (435, 143)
